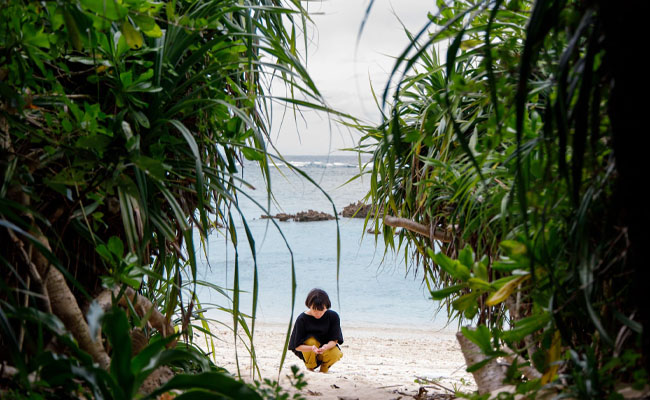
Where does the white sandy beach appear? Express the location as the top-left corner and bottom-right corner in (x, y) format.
(196, 321), (476, 399)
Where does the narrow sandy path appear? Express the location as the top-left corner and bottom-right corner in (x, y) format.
(197, 322), (476, 399)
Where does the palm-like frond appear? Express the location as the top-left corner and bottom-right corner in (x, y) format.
(356, 0), (645, 394)
(0, 0), (331, 394)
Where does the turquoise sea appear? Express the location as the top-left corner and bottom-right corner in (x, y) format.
(195, 155), (449, 330)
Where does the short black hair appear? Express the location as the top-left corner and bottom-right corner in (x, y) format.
(305, 288), (331, 311)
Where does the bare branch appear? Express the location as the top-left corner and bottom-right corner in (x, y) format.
(383, 215), (454, 243)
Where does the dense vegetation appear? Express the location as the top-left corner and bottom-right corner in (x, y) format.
(359, 0), (647, 397)
(0, 0), (321, 397)
(3, 0), (647, 397)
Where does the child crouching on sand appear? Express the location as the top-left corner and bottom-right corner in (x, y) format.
(288, 288), (343, 373)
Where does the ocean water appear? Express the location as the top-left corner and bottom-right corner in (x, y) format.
(195, 155), (450, 330)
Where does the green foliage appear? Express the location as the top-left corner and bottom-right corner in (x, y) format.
(1, 0), (328, 396)
(252, 365), (308, 400)
(1, 303), (217, 398)
(358, 0), (646, 396)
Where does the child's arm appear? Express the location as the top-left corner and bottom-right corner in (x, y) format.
(318, 340), (338, 352)
(295, 341), (337, 354)
(295, 344), (319, 353)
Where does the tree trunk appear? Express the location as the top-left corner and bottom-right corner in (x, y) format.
(30, 228), (110, 369)
(601, 0), (650, 370)
(96, 287), (177, 347)
(456, 330), (506, 394)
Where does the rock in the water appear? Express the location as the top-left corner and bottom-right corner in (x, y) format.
(260, 210), (334, 222)
(276, 213), (292, 221)
(341, 201), (372, 218)
(294, 209), (335, 222)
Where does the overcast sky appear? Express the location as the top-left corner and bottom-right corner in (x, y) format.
(267, 1), (435, 156)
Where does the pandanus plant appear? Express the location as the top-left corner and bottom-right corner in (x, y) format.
(358, 0), (648, 396)
(1, 0), (327, 396)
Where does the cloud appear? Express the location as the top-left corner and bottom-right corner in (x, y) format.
(269, 0), (435, 155)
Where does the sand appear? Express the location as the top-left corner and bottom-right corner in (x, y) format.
(196, 321), (476, 399)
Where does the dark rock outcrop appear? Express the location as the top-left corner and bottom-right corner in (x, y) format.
(294, 209), (335, 222)
(341, 201), (373, 218)
(260, 210), (334, 222)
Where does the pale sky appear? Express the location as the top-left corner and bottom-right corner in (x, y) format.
(267, 1), (435, 156)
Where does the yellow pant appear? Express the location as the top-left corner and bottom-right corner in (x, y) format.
(301, 337), (343, 373)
